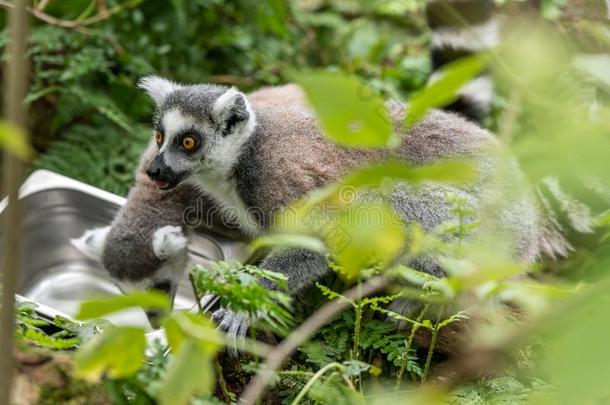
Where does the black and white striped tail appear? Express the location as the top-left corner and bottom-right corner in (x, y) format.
(426, 0), (498, 123)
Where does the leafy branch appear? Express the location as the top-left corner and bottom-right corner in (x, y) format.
(239, 275), (389, 405)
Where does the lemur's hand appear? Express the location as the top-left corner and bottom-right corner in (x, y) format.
(212, 307), (250, 357)
(152, 225), (188, 260)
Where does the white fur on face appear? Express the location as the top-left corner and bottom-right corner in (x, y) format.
(152, 225), (188, 260)
(160, 109), (197, 153)
(156, 87), (260, 237)
(70, 226), (111, 261)
(159, 109), (203, 173)
(191, 89), (261, 237)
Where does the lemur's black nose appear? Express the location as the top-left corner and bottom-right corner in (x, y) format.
(147, 166), (161, 180)
(147, 153), (184, 190)
(147, 154), (165, 180)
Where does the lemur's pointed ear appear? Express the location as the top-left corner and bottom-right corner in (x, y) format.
(212, 87), (253, 135)
(70, 226), (111, 262)
(137, 75), (180, 106)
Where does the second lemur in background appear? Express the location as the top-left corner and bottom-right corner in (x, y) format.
(427, 0), (498, 123)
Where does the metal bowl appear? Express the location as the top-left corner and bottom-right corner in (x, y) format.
(2, 170), (248, 332)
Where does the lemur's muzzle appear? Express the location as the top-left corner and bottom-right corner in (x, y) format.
(146, 153), (185, 190)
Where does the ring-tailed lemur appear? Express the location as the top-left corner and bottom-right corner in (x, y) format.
(73, 0), (567, 346)
(70, 85), (305, 326)
(108, 76), (552, 338)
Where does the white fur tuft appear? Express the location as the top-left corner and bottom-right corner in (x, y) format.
(70, 226), (111, 261)
(152, 225), (188, 260)
(212, 87), (241, 120)
(137, 75), (181, 106)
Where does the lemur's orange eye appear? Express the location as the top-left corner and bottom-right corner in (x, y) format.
(155, 131), (163, 145)
(182, 136), (196, 150)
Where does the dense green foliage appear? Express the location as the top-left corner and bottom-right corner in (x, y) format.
(12, 0), (430, 195)
(16, 300), (109, 350)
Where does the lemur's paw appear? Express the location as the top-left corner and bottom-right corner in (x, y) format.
(212, 308), (249, 357)
(70, 226), (111, 261)
(152, 225), (188, 260)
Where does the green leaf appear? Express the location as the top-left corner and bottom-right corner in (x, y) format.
(293, 70), (393, 147)
(276, 160), (474, 228)
(405, 54), (487, 127)
(272, 161), (472, 269)
(75, 290), (171, 320)
(22, 328), (80, 350)
(74, 326), (146, 381)
(316, 283), (354, 307)
(328, 199), (407, 279)
(341, 159), (476, 190)
(189, 263), (293, 333)
(0, 120), (34, 160)
(156, 339), (215, 405)
(597, 210), (610, 228)
(539, 278), (610, 403)
(163, 312), (221, 356)
(250, 233), (327, 254)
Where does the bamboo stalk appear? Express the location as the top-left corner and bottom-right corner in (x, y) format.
(0, 1), (29, 404)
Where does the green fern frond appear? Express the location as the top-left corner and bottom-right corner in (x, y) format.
(316, 283), (354, 307)
(31, 120), (150, 195)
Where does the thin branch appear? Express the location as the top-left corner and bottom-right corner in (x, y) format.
(395, 302), (429, 389)
(0, 0), (29, 403)
(239, 275), (389, 405)
(208, 74), (256, 86)
(420, 306), (444, 386)
(95, 0), (108, 15)
(214, 358), (232, 403)
(0, 0), (133, 29)
(189, 273), (204, 314)
(0, 0), (127, 54)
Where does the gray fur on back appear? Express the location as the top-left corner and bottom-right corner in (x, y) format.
(235, 98), (542, 265)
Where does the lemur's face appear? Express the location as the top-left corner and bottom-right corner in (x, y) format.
(138, 76), (255, 190)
